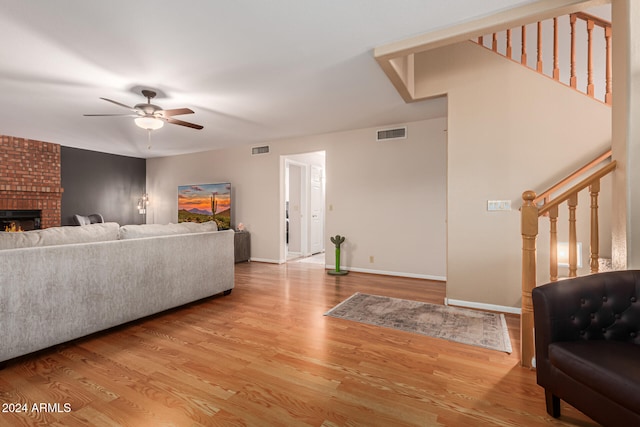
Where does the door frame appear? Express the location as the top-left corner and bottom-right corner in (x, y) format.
(280, 151), (326, 263)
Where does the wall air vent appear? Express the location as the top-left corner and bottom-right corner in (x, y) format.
(376, 127), (407, 141)
(251, 145), (270, 155)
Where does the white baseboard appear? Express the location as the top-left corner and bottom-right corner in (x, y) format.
(239, 260), (517, 314)
(444, 298), (521, 315)
(326, 265), (446, 282)
(248, 258), (284, 264)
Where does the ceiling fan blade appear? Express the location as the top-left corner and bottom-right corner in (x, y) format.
(100, 97), (138, 112)
(83, 113), (138, 117)
(166, 117), (203, 130)
(160, 108), (194, 117)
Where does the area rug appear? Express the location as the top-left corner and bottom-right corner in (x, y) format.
(324, 293), (512, 353)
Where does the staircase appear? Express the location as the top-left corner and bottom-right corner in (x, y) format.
(475, 10), (614, 368)
(520, 151), (616, 368)
(473, 11), (611, 104)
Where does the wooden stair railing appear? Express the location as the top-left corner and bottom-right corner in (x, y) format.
(520, 149), (616, 368)
(474, 11), (611, 104)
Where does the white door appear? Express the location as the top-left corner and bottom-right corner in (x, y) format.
(288, 163), (303, 256)
(309, 165), (324, 254)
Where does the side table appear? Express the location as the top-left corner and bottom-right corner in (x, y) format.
(234, 231), (250, 263)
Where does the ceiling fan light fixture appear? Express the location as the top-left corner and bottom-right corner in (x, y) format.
(134, 116), (164, 130)
(86, 90), (202, 130)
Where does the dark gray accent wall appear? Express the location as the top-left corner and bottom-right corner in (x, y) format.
(61, 147), (146, 226)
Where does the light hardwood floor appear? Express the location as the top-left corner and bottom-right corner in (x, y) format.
(1, 260), (597, 426)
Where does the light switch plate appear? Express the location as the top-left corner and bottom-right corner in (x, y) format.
(487, 200), (512, 211)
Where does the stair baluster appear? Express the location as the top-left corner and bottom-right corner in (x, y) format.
(553, 17), (560, 80)
(568, 193), (579, 278)
(586, 17), (595, 97)
(570, 14), (577, 88)
(549, 205), (559, 282)
(521, 26), (527, 65)
(537, 21), (543, 73)
(590, 180), (600, 273)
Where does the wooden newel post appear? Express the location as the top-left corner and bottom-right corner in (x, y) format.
(521, 190), (538, 368)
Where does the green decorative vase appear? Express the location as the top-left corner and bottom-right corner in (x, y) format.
(328, 234), (349, 276)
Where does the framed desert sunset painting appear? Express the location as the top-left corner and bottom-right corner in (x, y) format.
(178, 183), (231, 230)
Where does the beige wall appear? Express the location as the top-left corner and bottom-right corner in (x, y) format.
(612, 0), (640, 269)
(146, 40), (610, 309)
(146, 117), (447, 279)
(414, 41), (611, 309)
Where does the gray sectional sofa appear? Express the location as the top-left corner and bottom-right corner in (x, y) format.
(0, 222), (235, 363)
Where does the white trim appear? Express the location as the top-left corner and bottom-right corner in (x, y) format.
(249, 257), (284, 264)
(240, 260), (518, 314)
(444, 298), (521, 315)
(325, 265), (446, 282)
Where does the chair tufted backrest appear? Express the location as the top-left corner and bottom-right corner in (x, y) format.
(533, 270), (640, 347)
(88, 213), (104, 224)
(73, 214), (91, 226)
(73, 213), (104, 226)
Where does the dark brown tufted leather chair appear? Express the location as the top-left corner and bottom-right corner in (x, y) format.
(72, 213), (104, 226)
(532, 270), (640, 426)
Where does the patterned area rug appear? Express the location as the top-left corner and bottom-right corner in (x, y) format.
(324, 293), (512, 353)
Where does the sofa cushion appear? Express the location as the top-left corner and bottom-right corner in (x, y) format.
(0, 222), (120, 250)
(549, 340), (640, 411)
(118, 221), (218, 240)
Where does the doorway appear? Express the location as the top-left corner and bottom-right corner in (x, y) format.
(283, 151), (326, 262)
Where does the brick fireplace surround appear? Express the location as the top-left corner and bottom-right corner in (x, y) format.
(0, 135), (63, 228)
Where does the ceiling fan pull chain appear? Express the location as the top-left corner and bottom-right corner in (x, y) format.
(147, 129), (152, 150)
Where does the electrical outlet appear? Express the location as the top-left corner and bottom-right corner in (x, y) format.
(369, 256), (374, 263)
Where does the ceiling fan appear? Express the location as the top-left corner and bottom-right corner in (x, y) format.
(84, 89), (203, 130)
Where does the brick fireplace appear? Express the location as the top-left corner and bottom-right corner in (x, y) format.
(0, 135), (63, 229)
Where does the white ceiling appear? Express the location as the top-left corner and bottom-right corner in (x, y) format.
(0, 0), (538, 158)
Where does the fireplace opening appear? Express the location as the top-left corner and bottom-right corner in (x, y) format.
(0, 210), (42, 232)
